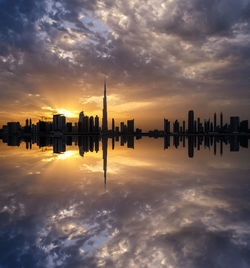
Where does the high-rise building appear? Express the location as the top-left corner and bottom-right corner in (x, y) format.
(83, 116), (89, 133)
(66, 122), (72, 133)
(230, 116), (240, 132)
(164, 119), (170, 133)
(214, 113), (217, 131)
(240, 120), (248, 132)
(220, 112), (223, 128)
(7, 122), (21, 135)
(127, 119), (134, 133)
(95, 115), (99, 132)
(182, 121), (186, 133)
(53, 114), (66, 132)
(112, 118), (115, 133)
(89, 116), (94, 132)
(188, 110), (194, 133)
(120, 122), (125, 133)
(102, 80), (108, 132)
(173, 120), (179, 133)
(78, 111), (84, 132)
(197, 117), (201, 133)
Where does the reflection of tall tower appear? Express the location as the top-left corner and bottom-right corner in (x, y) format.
(102, 80), (108, 132)
(102, 136), (108, 185)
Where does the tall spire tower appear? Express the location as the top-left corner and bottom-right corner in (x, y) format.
(102, 80), (108, 132)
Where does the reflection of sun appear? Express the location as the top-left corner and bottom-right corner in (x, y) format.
(56, 109), (78, 118)
(57, 151), (78, 160)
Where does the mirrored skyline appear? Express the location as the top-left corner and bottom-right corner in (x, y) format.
(1, 1), (250, 267)
(0, 138), (250, 267)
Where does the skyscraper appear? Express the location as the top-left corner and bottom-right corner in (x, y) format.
(220, 112), (223, 128)
(188, 110), (194, 133)
(95, 115), (99, 132)
(83, 116), (89, 133)
(102, 80), (108, 132)
(127, 119), (134, 133)
(182, 121), (186, 133)
(120, 122), (125, 133)
(164, 119), (170, 133)
(78, 111), (84, 132)
(214, 113), (217, 131)
(112, 118), (115, 133)
(173, 120), (180, 133)
(53, 114), (66, 132)
(230, 116), (240, 132)
(89, 116), (94, 132)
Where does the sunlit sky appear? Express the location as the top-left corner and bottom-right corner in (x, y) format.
(0, 0), (250, 130)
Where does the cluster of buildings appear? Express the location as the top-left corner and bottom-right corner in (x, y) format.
(164, 110), (249, 134)
(0, 114), (137, 136)
(0, 82), (249, 137)
(0, 82), (137, 136)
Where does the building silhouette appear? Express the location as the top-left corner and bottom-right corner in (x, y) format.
(220, 112), (223, 128)
(53, 114), (66, 132)
(102, 80), (108, 133)
(188, 110), (194, 133)
(112, 118), (115, 133)
(164, 119), (170, 134)
(214, 113), (217, 132)
(95, 115), (99, 132)
(230, 117), (240, 132)
(127, 119), (134, 134)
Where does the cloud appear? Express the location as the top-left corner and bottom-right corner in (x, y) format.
(0, 0), (250, 128)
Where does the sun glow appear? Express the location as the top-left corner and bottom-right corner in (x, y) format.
(56, 109), (79, 118)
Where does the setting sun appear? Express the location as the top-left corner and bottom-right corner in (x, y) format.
(56, 109), (79, 118)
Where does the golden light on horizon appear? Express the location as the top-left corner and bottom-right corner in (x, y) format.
(56, 109), (79, 118)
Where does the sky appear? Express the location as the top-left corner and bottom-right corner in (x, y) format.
(0, 0), (250, 130)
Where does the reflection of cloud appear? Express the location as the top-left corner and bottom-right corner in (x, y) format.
(1, 140), (250, 267)
(111, 156), (153, 168)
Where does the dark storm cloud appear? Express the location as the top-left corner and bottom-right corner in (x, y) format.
(154, 0), (250, 40)
(0, 0), (47, 53)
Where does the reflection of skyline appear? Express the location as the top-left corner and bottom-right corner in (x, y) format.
(1, 135), (249, 186)
(2, 135), (248, 156)
(0, 135), (250, 268)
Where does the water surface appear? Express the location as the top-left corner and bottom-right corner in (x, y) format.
(0, 136), (250, 268)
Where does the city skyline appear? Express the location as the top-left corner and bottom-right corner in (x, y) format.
(0, 81), (249, 136)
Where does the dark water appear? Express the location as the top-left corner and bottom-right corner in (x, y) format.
(0, 136), (250, 268)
